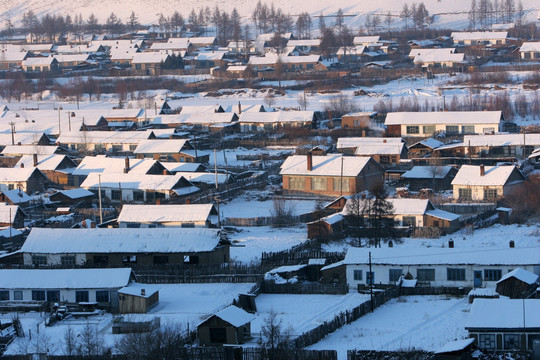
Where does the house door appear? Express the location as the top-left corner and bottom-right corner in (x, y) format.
(474, 271), (482, 287)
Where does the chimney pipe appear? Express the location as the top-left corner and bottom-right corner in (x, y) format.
(141, 289), (146, 296)
(185, 198), (191, 204)
(509, 240), (515, 248)
(163, 169), (168, 175)
(20, 163), (24, 168)
(33, 153), (38, 167)
(238, 101), (242, 114)
(449, 240), (454, 248)
(306, 152), (313, 171)
(480, 164), (485, 176)
(124, 156), (130, 174)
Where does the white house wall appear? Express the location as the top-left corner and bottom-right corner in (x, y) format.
(3, 289), (117, 303)
(400, 123), (501, 137)
(23, 253), (87, 266)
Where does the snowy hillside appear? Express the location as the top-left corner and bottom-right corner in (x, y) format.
(1, 0), (539, 30)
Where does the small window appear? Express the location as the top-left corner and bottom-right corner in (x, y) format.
(126, 223), (141, 228)
(153, 255), (169, 265)
(0, 291), (9, 300)
(14, 291), (23, 300)
(111, 190), (121, 201)
(402, 216), (416, 227)
(96, 291), (109, 303)
(181, 222), (195, 228)
(458, 188), (472, 200)
(484, 188), (498, 200)
(447, 268), (466, 281)
(289, 177), (305, 190)
(183, 255), (199, 265)
(32, 290), (46, 301)
(422, 125), (436, 135)
(484, 269), (502, 281)
(479, 334), (496, 350)
(333, 178), (350, 192)
(417, 269), (435, 281)
(503, 334), (520, 350)
(353, 270), (363, 281)
(462, 125), (475, 134)
(32, 255), (47, 266)
(76, 291), (89, 303)
(133, 191), (144, 202)
(122, 255), (137, 264)
(389, 269), (402, 282)
(446, 125), (459, 135)
(129, 144), (138, 151)
(61, 256), (75, 267)
(406, 126), (420, 135)
(311, 177), (327, 191)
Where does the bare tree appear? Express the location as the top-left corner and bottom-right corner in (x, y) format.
(64, 326), (78, 356)
(324, 94), (359, 119)
(78, 322), (105, 356)
(270, 197), (296, 227)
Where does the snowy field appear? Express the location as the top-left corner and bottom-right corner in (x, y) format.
(222, 197), (318, 218)
(4, 283), (255, 355)
(250, 293), (371, 339)
(229, 225), (307, 263)
(308, 296), (470, 360)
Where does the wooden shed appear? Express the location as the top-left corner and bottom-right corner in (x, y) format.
(198, 305), (255, 346)
(496, 268), (539, 299)
(118, 283), (159, 314)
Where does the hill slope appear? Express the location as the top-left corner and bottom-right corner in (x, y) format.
(1, 0), (538, 30)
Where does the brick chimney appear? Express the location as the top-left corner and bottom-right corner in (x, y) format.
(163, 169), (168, 175)
(306, 152), (313, 171)
(362, 130), (366, 137)
(33, 153), (38, 167)
(124, 156), (130, 174)
(238, 101), (242, 114)
(480, 164), (485, 176)
(156, 198), (161, 205)
(141, 288), (146, 296)
(185, 198), (191, 204)
(20, 163), (24, 168)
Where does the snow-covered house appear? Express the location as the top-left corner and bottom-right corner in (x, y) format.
(14, 154), (76, 186)
(195, 51), (227, 68)
(519, 41), (540, 61)
(238, 111), (315, 132)
(286, 39), (321, 54)
(280, 154), (384, 197)
(337, 137), (404, 155)
(57, 130), (152, 153)
(0, 189), (33, 206)
(155, 113), (239, 132)
(0, 167), (48, 194)
(451, 31), (509, 46)
(131, 52), (171, 74)
(117, 204), (218, 228)
(329, 246), (539, 289)
(385, 111), (504, 137)
(0, 268), (134, 311)
(0, 50), (29, 69)
(1, 145), (59, 156)
(495, 267), (539, 299)
(353, 36), (381, 46)
(451, 165), (525, 201)
(401, 165), (458, 192)
(21, 56), (59, 72)
(52, 54), (91, 68)
(198, 305), (256, 345)
(340, 112), (377, 129)
(20, 227), (229, 266)
(407, 138), (444, 158)
(133, 139), (209, 163)
(248, 54), (326, 72)
(411, 48), (465, 69)
(0, 204), (26, 228)
(48, 188), (95, 206)
(466, 299), (540, 352)
(80, 172), (199, 202)
(463, 134), (540, 159)
(337, 137), (407, 167)
(0, 133), (50, 149)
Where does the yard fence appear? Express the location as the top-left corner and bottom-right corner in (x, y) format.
(261, 249), (346, 268)
(292, 286), (400, 349)
(261, 281), (349, 295)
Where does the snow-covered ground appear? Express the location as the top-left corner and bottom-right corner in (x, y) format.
(308, 295), (470, 360)
(222, 196), (318, 218)
(229, 225), (308, 263)
(4, 283), (255, 355)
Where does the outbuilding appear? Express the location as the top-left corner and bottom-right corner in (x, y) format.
(198, 305), (255, 345)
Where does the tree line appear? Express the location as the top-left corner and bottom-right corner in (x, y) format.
(468, 0), (524, 29)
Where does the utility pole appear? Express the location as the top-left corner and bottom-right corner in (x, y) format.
(67, 111), (72, 132)
(340, 156), (344, 197)
(369, 251), (373, 312)
(98, 174), (103, 224)
(8, 122), (15, 145)
(214, 148), (218, 190)
(57, 106), (62, 135)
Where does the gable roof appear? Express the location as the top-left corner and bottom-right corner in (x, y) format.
(0, 204), (23, 223)
(57, 130), (150, 145)
(51, 188), (95, 200)
(451, 165), (524, 186)
(520, 41), (540, 52)
(402, 166), (455, 179)
(0, 167), (44, 182)
(354, 143), (405, 156)
(22, 227), (222, 254)
(280, 154), (375, 177)
(118, 204), (216, 223)
(201, 305), (256, 328)
(1, 145), (59, 156)
(463, 134), (540, 147)
(451, 31), (508, 41)
(409, 138), (443, 150)
(385, 111), (502, 126)
(0, 189), (33, 204)
(0, 268), (133, 290)
(238, 111), (314, 124)
(133, 139), (190, 154)
(131, 52), (170, 64)
(72, 156), (162, 176)
(81, 172), (193, 192)
(497, 267), (539, 285)
(337, 137), (403, 149)
(466, 299), (540, 330)
(15, 154), (75, 171)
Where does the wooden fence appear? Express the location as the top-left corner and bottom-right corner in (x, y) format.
(400, 286), (472, 296)
(261, 249), (346, 268)
(261, 281), (349, 295)
(292, 286), (400, 349)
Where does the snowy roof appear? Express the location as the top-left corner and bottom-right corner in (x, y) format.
(496, 267), (539, 285)
(187, 37), (216, 45)
(463, 134), (540, 147)
(434, 338), (475, 354)
(337, 137), (402, 149)
(118, 283), (159, 298)
(287, 39), (320, 47)
(451, 31), (508, 41)
(57, 130), (150, 145)
(81, 172), (192, 191)
(131, 52), (170, 64)
(451, 165), (522, 186)
(0, 189), (32, 204)
(402, 166), (454, 179)
(385, 111), (502, 126)
(0, 204), (21, 223)
(248, 54), (321, 66)
(353, 36), (380, 44)
(425, 209), (461, 221)
(238, 111), (314, 124)
(15, 154), (73, 171)
(1, 145), (58, 156)
(0, 50), (28, 62)
(21, 227), (222, 254)
(307, 212), (344, 226)
(408, 48), (455, 58)
(22, 56), (56, 66)
(466, 299), (540, 329)
(344, 247), (540, 266)
(53, 54), (90, 63)
(410, 138), (443, 150)
(413, 51), (464, 64)
(118, 204), (216, 223)
(72, 156), (161, 176)
(179, 105), (224, 114)
(0, 133), (48, 146)
(0, 167), (42, 182)
(280, 154), (373, 177)
(150, 39), (190, 51)
(336, 45), (365, 55)
(133, 139), (189, 154)
(308, 258), (326, 266)
(52, 188), (95, 199)
(354, 143), (405, 156)
(196, 51), (226, 61)
(205, 305), (256, 328)
(342, 197), (441, 217)
(167, 113), (237, 125)
(162, 162), (205, 173)
(0, 268), (132, 290)
(520, 42), (540, 52)
(174, 172), (229, 185)
(110, 48), (138, 61)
